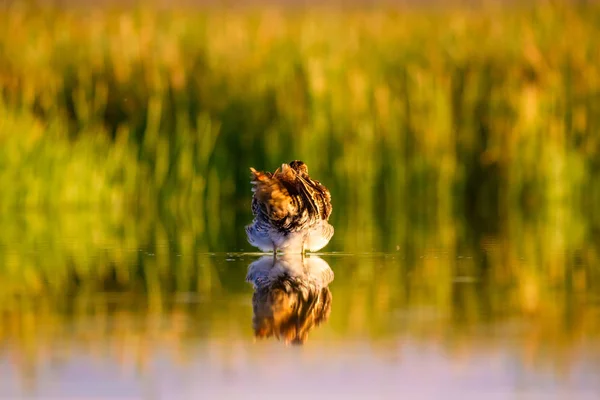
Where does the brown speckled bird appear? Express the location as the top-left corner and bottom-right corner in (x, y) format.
(246, 160), (334, 254)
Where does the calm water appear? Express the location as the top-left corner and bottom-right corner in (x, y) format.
(0, 211), (599, 399)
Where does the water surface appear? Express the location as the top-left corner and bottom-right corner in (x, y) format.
(0, 211), (599, 399)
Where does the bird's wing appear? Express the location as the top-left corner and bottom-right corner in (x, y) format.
(296, 175), (332, 221)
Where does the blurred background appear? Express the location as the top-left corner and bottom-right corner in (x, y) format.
(1, 0), (600, 398)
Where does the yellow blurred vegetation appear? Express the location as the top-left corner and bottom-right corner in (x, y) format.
(1, 1), (599, 218)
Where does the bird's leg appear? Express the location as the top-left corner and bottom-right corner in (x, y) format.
(272, 243), (277, 261)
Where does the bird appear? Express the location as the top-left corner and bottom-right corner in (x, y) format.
(245, 160), (334, 254)
(246, 254), (333, 344)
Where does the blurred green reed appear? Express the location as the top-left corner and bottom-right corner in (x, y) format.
(1, 2), (600, 226)
(0, 3), (599, 292)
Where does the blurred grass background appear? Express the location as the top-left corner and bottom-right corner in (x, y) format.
(2, 1), (600, 222)
(1, 0), (600, 383)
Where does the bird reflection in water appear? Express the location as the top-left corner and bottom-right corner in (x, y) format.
(246, 255), (333, 345)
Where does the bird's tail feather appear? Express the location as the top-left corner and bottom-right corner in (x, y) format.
(250, 167), (294, 221)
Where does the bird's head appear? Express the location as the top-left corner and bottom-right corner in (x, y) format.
(289, 160), (309, 176)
